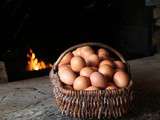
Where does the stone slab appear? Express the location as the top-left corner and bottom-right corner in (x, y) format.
(1, 54), (160, 120)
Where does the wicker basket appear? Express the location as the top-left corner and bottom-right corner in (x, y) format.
(50, 42), (133, 119)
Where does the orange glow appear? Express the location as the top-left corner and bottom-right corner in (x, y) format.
(26, 48), (52, 71)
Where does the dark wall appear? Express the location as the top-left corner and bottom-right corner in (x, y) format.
(118, 0), (153, 58)
(0, 0), (154, 60)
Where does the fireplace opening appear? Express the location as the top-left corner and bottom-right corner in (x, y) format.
(1, 47), (54, 82)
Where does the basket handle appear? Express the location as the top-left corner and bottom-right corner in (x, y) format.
(53, 42), (128, 73)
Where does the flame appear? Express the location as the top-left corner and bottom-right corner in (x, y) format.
(26, 48), (52, 71)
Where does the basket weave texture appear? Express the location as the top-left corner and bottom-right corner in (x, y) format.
(50, 42), (134, 119)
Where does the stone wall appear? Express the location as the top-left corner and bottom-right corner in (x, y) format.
(153, 5), (160, 53)
(0, 61), (8, 83)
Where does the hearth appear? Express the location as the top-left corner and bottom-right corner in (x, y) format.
(1, 48), (53, 82)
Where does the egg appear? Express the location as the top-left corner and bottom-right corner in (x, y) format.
(98, 48), (109, 60)
(49, 67), (54, 79)
(70, 56), (86, 72)
(73, 76), (91, 90)
(72, 50), (77, 56)
(115, 68), (124, 72)
(91, 67), (98, 71)
(98, 65), (114, 79)
(72, 48), (81, 56)
(114, 60), (125, 70)
(90, 72), (107, 89)
(106, 83), (117, 90)
(58, 67), (76, 85)
(80, 46), (94, 58)
(80, 67), (96, 78)
(113, 70), (129, 88)
(85, 86), (99, 90)
(99, 60), (114, 67)
(86, 54), (99, 67)
(58, 65), (71, 74)
(59, 52), (73, 66)
(63, 85), (74, 90)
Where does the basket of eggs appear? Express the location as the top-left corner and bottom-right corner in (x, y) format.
(49, 42), (133, 119)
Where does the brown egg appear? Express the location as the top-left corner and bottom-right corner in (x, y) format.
(59, 52), (73, 66)
(58, 65), (71, 74)
(114, 60), (125, 70)
(115, 68), (124, 72)
(106, 83), (117, 90)
(63, 85), (74, 90)
(72, 50), (77, 56)
(72, 48), (81, 56)
(91, 67), (98, 71)
(58, 68), (76, 85)
(49, 68), (54, 79)
(98, 48), (109, 60)
(90, 72), (107, 89)
(70, 56), (86, 72)
(80, 67), (96, 78)
(98, 65), (114, 79)
(99, 60), (114, 67)
(113, 70), (129, 88)
(73, 76), (91, 90)
(86, 54), (99, 67)
(80, 46), (94, 58)
(85, 86), (99, 90)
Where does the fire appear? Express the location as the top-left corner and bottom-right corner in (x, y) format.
(26, 48), (52, 71)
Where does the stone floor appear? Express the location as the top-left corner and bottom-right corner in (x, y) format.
(1, 54), (160, 120)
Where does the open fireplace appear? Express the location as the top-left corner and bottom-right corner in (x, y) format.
(0, 0), (155, 82)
